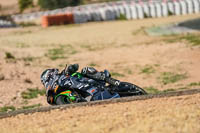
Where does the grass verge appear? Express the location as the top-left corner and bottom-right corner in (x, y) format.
(140, 65), (156, 75)
(21, 88), (45, 99)
(163, 33), (200, 46)
(110, 72), (125, 78)
(0, 106), (16, 113)
(158, 72), (187, 85)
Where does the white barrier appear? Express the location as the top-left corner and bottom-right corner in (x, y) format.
(186, 0), (193, 14)
(85, 10), (92, 21)
(113, 5), (120, 18)
(161, 3), (168, 17)
(0, 20), (16, 28)
(143, 4), (150, 17)
(136, 4), (144, 19)
(98, 8), (105, 21)
(193, 0), (200, 13)
(82, 11), (88, 23)
(149, 4), (156, 18)
(73, 11), (80, 24)
(174, 1), (181, 15)
(168, 2), (175, 15)
(105, 7), (115, 20)
(155, 3), (162, 17)
(124, 4), (132, 20)
(130, 4), (137, 19)
(10, 0), (200, 24)
(118, 5), (126, 16)
(74, 11), (88, 24)
(93, 9), (102, 21)
(180, 1), (187, 15)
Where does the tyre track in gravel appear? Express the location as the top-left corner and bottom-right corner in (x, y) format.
(0, 88), (199, 119)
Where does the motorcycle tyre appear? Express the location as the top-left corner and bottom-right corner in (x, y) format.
(116, 82), (147, 97)
(55, 95), (70, 105)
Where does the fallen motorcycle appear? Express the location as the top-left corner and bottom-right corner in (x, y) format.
(53, 72), (147, 105)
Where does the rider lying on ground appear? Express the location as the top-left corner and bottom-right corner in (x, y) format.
(40, 64), (120, 105)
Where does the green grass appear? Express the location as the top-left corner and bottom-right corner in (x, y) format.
(158, 72), (187, 85)
(162, 88), (176, 93)
(46, 45), (77, 60)
(5, 52), (15, 59)
(177, 87), (188, 90)
(132, 26), (146, 35)
(88, 63), (98, 67)
(21, 88), (46, 99)
(163, 33), (200, 46)
(124, 68), (132, 75)
(162, 87), (189, 93)
(46, 47), (65, 60)
(140, 65), (155, 74)
(144, 86), (160, 94)
(180, 34), (200, 46)
(16, 43), (29, 48)
(80, 43), (108, 51)
(188, 82), (200, 87)
(0, 106), (16, 113)
(21, 56), (37, 62)
(0, 104), (42, 113)
(80, 44), (96, 51)
(110, 72), (125, 78)
(19, 22), (37, 27)
(144, 86), (189, 94)
(117, 14), (127, 20)
(162, 34), (181, 43)
(21, 104), (42, 110)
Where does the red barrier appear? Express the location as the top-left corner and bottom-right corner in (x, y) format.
(41, 13), (74, 27)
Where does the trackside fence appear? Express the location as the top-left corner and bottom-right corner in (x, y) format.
(10, 0), (200, 27)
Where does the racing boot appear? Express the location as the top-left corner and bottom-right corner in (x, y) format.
(105, 77), (120, 86)
(81, 67), (120, 86)
(81, 67), (107, 80)
(104, 70), (120, 86)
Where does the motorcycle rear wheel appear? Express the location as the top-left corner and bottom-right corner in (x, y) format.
(116, 82), (147, 97)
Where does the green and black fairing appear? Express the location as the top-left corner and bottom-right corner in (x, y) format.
(54, 90), (78, 104)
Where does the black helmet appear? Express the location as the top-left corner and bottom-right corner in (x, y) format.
(40, 68), (59, 88)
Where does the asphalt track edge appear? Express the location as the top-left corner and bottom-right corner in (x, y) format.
(0, 88), (200, 119)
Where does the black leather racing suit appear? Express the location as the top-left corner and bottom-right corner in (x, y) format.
(44, 65), (120, 104)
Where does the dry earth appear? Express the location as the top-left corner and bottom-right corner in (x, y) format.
(0, 14), (200, 132)
(0, 92), (199, 133)
(0, 14), (200, 108)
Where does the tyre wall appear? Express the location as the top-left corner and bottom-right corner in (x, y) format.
(0, 19), (16, 28)
(11, 0), (200, 27)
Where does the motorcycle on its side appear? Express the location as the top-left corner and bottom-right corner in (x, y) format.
(53, 72), (147, 105)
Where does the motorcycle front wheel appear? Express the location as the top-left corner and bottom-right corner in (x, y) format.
(55, 95), (71, 105)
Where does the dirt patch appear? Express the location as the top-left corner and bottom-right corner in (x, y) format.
(0, 93), (199, 133)
(0, 14), (200, 110)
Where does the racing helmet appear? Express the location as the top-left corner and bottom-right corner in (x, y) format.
(40, 68), (59, 88)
